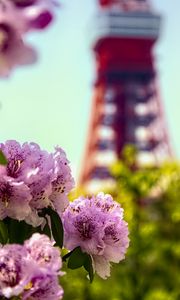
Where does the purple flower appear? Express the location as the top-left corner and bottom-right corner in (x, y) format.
(49, 147), (75, 216)
(10, 0), (36, 8)
(9, 0), (57, 31)
(22, 274), (63, 300)
(28, 9), (54, 30)
(63, 192), (129, 279)
(0, 4), (37, 77)
(25, 233), (62, 274)
(0, 244), (33, 298)
(0, 165), (7, 176)
(0, 140), (74, 226)
(0, 0), (57, 77)
(23, 234), (64, 300)
(0, 141), (52, 182)
(0, 177), (31, 220)
(0, 233), (64, 298)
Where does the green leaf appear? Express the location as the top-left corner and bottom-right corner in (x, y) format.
(62, 249), (74, 262)
(65, 246), (94, 281)
(6, 219), (20, 244)
(0, 220), (8, 244)
(67, 246), (86, 269)
(47, 208), (64, 248)
(6, 219), (35, 244)
(42, 220), (51, 238)
(0, 150), (8, 166)
(84, 254), (94, 283)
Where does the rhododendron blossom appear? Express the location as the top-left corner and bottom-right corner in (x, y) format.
(0, 2), (37, 77)
(0, 233), (64, 299)
(4, 0), (57, 32)
(21, 0), (57, 30)
(63, 192), (129, 279)
(22, 274), (64, 300)
(0, 244), (32, 298)
(0, 0), (57, 76)
(25, 233), (62, 274)
(0, 140), (74, 226)
(0, 176), (32, 220)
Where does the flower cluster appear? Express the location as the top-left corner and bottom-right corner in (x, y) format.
(0, 233), (63, 299)
(0, 0), (57, 76)
(0, 139), (130, 293)
(63, 192), (129, 279)
(0, 140), (74, 226)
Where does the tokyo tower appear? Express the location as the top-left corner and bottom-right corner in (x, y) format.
(80, 0), (171, 190)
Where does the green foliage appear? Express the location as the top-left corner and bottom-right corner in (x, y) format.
(3, 218), (42, 244)
(62, 147), (180, 300)
(0, 150), (7, 166)
(67, 247), (86, 269)
(0, 220), (8, 244)
(84, 253), (94, 283)
(63, 247), (94, 282)
(46, 207), (64, 247)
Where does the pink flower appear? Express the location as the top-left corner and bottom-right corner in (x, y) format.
(0, 3), (37, 77)
(0, 140), (74, 226)
(28, 10), (53, 29)
(63, 193), (129, 279)
(49, 146), (75, 216)
(0, 234), (64, 299)
(9, 0), (57, 30)
(25, 233), (62, 274)
(0, 177), (31, 221)
(22, 274), (64, 300)
(0, 244), (33, 298)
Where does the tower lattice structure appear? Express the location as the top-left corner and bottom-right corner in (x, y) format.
(80, 0), (171, 190)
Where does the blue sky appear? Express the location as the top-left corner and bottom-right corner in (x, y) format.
(0, 0), (180, 181)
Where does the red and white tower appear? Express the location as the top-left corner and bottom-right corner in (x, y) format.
(80, 0), (171, 190)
